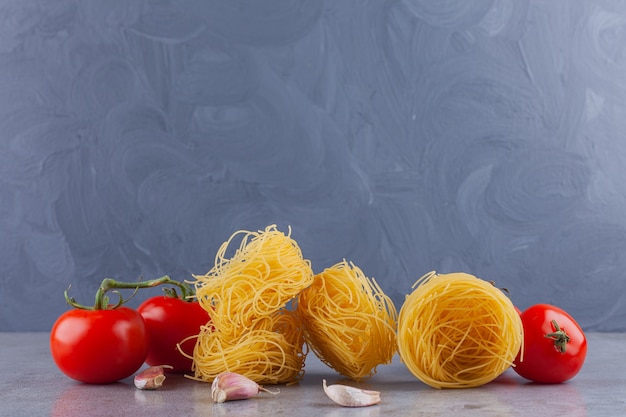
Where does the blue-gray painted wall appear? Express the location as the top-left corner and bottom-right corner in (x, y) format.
(2, 0), (626, 331)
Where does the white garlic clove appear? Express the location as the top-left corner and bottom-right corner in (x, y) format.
(134, 365), (173, 390)
(323, 379), (381, 407)
(211, 372), (279, 403)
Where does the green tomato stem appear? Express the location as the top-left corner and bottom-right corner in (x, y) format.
(544, 319), (571, 353)
(65, 275), (194, 310)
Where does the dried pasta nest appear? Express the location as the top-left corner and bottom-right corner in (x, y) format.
(192, 225), (314, 384)
(297, 260), (398, 381)
(397, 271), (523, 389)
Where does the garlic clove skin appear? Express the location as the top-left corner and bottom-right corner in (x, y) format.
(323, 379), (381, 407)
(134, 365), (173, 390)
(211, 372), (279, 403)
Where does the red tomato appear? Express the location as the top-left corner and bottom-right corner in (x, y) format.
(50, 307), (149, 384)
(138, 296), (210, 372)
(513, 304), (587, 383)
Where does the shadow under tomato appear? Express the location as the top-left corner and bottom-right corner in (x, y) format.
(518, 380), (587, 417)
(50, 380), (136, 417)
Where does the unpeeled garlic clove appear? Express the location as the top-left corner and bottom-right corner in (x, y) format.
(134, 365), (173, 390)
(323, 379), (381, 407)
(211, 372), (279, 403)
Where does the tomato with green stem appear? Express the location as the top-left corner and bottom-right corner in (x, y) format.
(50, 306), (148, 384)
(50, 276), (177, 384)
(513, 304), (587, 383)
(138, 285), (211, 373)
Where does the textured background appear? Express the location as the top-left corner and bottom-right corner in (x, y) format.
(2, 0), (626, 331)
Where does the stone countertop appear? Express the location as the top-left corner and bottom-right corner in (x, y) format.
(1, 332), (624, 416)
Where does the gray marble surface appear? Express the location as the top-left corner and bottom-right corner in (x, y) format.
(1, 332), (624, 416)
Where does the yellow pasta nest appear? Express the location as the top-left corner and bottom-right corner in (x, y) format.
(397, 271), (523, 389)
(297, 260), (398, 381)
(192, 311), (306, 384)
(192, 225), (314, 384)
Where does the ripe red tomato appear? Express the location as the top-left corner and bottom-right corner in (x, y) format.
(138, 296), (210, 373)
(513, 304), (587, 383)
(50, 307), (149, 384)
